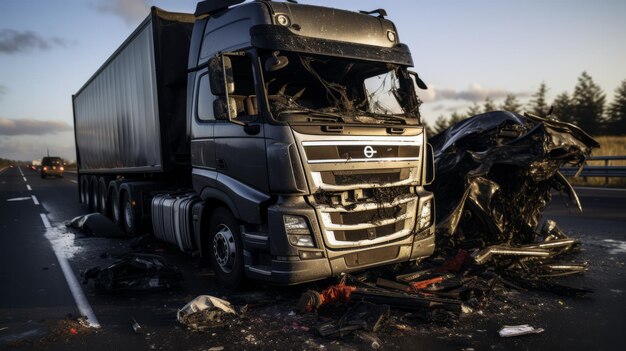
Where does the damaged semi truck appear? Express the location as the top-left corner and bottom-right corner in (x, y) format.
(72, 0), (435, 287)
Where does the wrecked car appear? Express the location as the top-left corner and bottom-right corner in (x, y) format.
(427, 111), (598, 251)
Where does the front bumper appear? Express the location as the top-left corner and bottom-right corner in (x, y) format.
(243, 197), (435, 285)
(42, 170), (64, 177)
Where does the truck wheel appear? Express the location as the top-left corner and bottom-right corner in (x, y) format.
(122, 191), (136, 235)
(208, 207), (244, 288)
(112, 187), (122, 227)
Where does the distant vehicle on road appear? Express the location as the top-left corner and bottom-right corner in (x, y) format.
(41, 156), (64, 178)
(31, 159), (41, 171)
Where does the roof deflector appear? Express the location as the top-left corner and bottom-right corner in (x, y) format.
(195, 0), (245, 17)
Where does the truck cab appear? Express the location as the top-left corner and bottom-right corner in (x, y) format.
(187, 1), (435, 285)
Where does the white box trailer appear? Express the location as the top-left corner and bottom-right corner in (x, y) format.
(73, 8), (194, 174)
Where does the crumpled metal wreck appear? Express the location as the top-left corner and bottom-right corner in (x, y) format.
(427, 111), (599, 251)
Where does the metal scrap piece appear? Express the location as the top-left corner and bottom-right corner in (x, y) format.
(473, 246), (551, 265)
(498, 324), (545, 337)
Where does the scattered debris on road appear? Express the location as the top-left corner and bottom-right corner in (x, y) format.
(131, 316), (142, 334)
(66, 213), (126, 238)
(82, 253), (182, 293)
(498, 324), (545, 337)
(177, 295), (241, 331)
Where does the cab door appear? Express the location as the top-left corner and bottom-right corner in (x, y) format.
(213, 52), (269, 197)
(190, 70), (217, 190)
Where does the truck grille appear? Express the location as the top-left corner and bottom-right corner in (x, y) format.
(294, 133), (424, 250)
(315, 191), (418, 248)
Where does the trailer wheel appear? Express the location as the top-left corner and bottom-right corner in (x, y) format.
(81, 176), (93, 211)
(90, 176), (100, 213)
(98, 178), (108, 217)
(208, 207), (243, 288)
(122, 191), (136, 235)
(111, 187), (123, 227)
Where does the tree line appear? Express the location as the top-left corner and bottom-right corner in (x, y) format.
(427, 72), (626, 136)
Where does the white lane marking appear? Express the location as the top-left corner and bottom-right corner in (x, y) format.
(27, 184), (32, 191)
(23, 176), (27, 182)
(40, 213), (51, 228)
(18, 166), (24, 176)
(70, 180), (78, 184)
(574, 186), (626, 192)
(32, 195), (40, 205)
(39, 213), (101, 328)
(7, 197), (31, 202)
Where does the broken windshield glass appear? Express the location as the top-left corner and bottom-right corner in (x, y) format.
(260, 50), (422, 125)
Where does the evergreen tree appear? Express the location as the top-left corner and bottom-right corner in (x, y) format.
(483, 97), (496, 113)
(501, 94), (522, 113)
(528, 82), (549, 116)
(466, 103), (482, 116)
(551, 92), (574, 123)
(571, 71), (605, 135)
(606, 79), (626, 135)
(449, 111), (465, 125)
(432, 115), (449, 134)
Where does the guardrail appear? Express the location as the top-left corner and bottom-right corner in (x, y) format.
(560, 156), (626, 184)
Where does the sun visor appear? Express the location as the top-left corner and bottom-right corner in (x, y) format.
(250, 25), (413, 66)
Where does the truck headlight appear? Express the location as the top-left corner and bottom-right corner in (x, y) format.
(283, 215), (315, 247)
(418, 199), (433, 230)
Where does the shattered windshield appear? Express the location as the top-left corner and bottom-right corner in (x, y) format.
(261, 50), (421, 125)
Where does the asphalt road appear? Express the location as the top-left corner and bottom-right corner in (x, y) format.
(0, 165), (625, 350)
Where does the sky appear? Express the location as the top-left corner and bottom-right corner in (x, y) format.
(0, 0), (625, 162)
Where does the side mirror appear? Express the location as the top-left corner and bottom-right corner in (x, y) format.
(408, 70), (428, 90)
(264, 51), (289, 72)
(213, 96), (238, 120)
(208, 55), (234, 95)
(424, 143), (435, 185)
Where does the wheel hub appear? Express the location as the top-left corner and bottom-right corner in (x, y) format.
(213, 224), (236, 273)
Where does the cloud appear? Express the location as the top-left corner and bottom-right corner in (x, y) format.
(438, 83), (510, 102)
(0, 29), (68, 54)
(421, 83), (531, 103)
(0, 117), (72, 136)
(95, 0), (150, 26)
(0, 84), (6, 98)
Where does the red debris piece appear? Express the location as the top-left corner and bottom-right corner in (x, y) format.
(409, 276), (445, 291)
(297, 283), (356, 313)
(69, 327), (78, 335)
(438, 249), (470, 273)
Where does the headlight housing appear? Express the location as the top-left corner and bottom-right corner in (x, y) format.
(418, 199), (433, 230)
(283, 215), (315, 247)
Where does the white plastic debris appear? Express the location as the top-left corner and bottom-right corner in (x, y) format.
(498, 324), (545, 337)
(177, 295), (236, 322)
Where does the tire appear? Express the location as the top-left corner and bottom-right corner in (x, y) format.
(79, 177), (86, 204)
(208, 207), (244, 288)
(122, 191), (136, 235)
(82, 177), (93, 211)
(111, 187), (122, 228)
(98, 179), (108, 217)
(90, 176), (100, 213)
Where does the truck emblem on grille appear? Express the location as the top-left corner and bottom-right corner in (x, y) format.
(363, 146), (377, 158)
